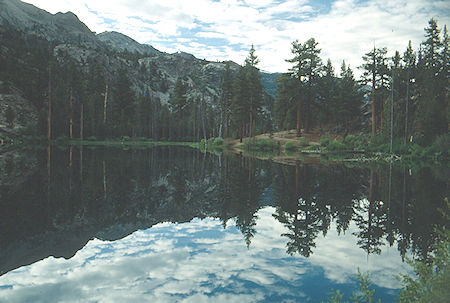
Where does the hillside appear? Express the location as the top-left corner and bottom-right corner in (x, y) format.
(0, 0), (277, 140)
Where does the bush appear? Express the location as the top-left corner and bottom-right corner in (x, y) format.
(431, 133), (450, 153)
(326, 140), (347, 151)
(299, 137), (309, 147)
(320, 136), (330, 147)
(87, 136), (97, 141)
(213, 137), (224, 145)
(369, 134), (388, 146)
(284, 141), (297, 152)
(343, 134), (356, 149)
(121, 136), (131, 141)
(246, 139), (279, 151)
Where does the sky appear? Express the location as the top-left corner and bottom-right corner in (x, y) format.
(23, 0), (450, 75)
(0, 207), (409, 302)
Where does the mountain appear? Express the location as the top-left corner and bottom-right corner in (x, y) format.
(97, 31), (161, 56)
(0, 0), (99, 47)
(0, 0), (277, 139)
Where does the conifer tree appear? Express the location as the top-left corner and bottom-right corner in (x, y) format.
(244, 45), (263, 138)
(286, 40), (307, 136)
(220, 63), (233, 138)
(302, 38), (322, 132)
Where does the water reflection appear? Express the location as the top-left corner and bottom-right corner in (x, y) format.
(0, 146), (448, 301)
(0, 208), (408, 303)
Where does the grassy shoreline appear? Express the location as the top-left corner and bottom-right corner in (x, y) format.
(2, 130), (448, 165)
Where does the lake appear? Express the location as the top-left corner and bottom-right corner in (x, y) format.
(0, 146), (448, 302)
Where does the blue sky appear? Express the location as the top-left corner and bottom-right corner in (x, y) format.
(24, 0), (449, 75)
(0, 207), (409, 302)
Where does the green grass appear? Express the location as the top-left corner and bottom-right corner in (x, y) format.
(68, 138), (196, 148)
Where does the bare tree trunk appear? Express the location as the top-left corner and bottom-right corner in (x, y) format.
(103, 83), (108, 125)
(69, 145), (73, 193)
(371, 47), (377, 136)
(201, 96), (207, 150)
(219, 110), (223, 138)
(47, 63), (52, 141)
(296, 95), (302, 137)
(390, 69), (394, 153)
(103, 160), (107, 200)
(70, 89), (74, 140)
(404, 70), (410, 144)
(80, 103), (84, 141)
(249, 103), (253, 138)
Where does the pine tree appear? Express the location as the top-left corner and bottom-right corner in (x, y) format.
(317, 59), (337, 127)
(220, 63), (233, 138)
(274, 73), (297, 130)
(286, 40), (307, 136)
(302, 38), (322, 132)
(423, 18), (442, 69)
(244, 45), (263, 138)
(231, 67), (249, 142)
(111, 68), (135, 137)
(336, 61), (362, 134)
(403, 41), (416, 144)
(360, 46), (390, 135)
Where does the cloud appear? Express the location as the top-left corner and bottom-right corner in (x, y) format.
(0, 206), (410, 303)
(22, 0), (449, 75)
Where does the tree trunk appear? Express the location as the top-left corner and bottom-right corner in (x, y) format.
(371, 48), (377, 136)
(47, 63), (52, 141)
(219, 110), (223, 138)
(201, 96), (207, 149)
(404, 70), (410, 144)
(249, 104), (253, 138)
(240, 123), (244, 143)
(390, 69), (394, 153)
(305, 75), (312, 133)
(296, 95), (302, 137)
(80, 103), (84, 141)
(103, 83), (108, 125)
(70, 89), (74, 140)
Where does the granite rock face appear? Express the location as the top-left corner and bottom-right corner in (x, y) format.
(0, 81), (38, 134)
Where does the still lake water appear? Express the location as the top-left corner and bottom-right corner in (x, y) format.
(0, 146), (448, 302)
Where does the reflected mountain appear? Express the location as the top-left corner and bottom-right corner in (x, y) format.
(0, 146), (448, 276)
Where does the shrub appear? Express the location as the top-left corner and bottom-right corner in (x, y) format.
(343, 134), (357, 149)
(326, 140), (347, 151)
(369, 134), (388, 146)
(320, 136), (330, 147)
(87, 136), (97, 141)
(246, 139), (279, 151)
(121, 136), (131, 141)
(299, 137), (309, 147)
(213, 137), (224, 145)
(431, 133), (450, 153)
(284, 141), (297, 152)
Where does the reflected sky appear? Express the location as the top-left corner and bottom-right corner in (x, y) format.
(0, 207), (408, 303)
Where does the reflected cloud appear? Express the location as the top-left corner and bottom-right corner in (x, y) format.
(0, 207), (408, 302)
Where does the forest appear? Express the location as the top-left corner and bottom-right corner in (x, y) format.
(0, 18), (448, 150)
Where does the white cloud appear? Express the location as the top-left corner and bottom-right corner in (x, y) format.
(0, 206), (410, 303)
(21, 0), (449, 76)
